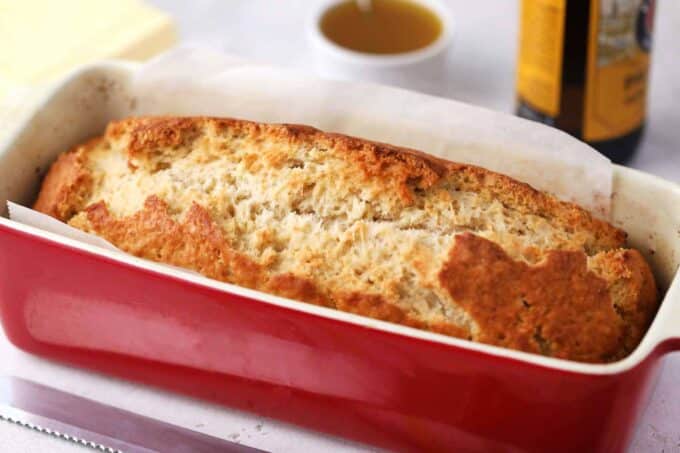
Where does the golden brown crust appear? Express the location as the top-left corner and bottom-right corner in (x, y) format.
(106, 116), (625, 251)
(438, 233), (624, 362)
(82, 197), (469, 337)
(212, 117), (625, 248)
(117, 117), (202, 171)
(588, 248), (659, 355)
(85, 196), (267, 289)
(33, 116), (659, 362)
(33, 137), (99, 219)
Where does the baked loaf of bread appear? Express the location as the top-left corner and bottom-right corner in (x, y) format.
(34, 117), (658, 362)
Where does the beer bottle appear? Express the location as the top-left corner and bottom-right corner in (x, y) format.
(516, 0), (656, 163)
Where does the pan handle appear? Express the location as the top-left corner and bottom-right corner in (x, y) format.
(651, 280), (680, 354)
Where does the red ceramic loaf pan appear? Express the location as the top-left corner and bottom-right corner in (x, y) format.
(1, 63), (679, 452)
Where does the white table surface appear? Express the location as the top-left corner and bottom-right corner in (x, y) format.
(1, 1), (679, 451)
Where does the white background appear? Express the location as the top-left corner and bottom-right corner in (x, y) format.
(1, 1), (678, 451)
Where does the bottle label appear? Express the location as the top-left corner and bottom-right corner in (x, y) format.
(516, 0), (566, 117)
(583, 0), (655, 141)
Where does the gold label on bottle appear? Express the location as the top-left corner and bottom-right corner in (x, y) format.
(516, 0), (566, 117)
(583, 0), (655, 142)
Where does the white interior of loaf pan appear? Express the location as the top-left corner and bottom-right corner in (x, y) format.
(0, 62), (679, 375)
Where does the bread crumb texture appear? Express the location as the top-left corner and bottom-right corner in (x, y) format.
(34, 117), (658, 362)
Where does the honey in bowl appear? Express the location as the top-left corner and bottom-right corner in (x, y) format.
(320, 0), (443, 55)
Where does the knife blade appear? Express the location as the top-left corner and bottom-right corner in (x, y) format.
(0, 376), (267, 453)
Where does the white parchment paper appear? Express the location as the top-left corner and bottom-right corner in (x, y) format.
(7, 201), (202, 276)
(8, 202), (120, 251)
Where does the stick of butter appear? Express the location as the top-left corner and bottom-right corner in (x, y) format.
(0, 0), (176, 98)
(0, 0), (176, 139)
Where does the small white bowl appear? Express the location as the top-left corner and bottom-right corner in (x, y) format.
(307, 0), (454, 93)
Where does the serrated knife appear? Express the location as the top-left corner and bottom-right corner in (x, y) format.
(0, 376), (267, 452)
